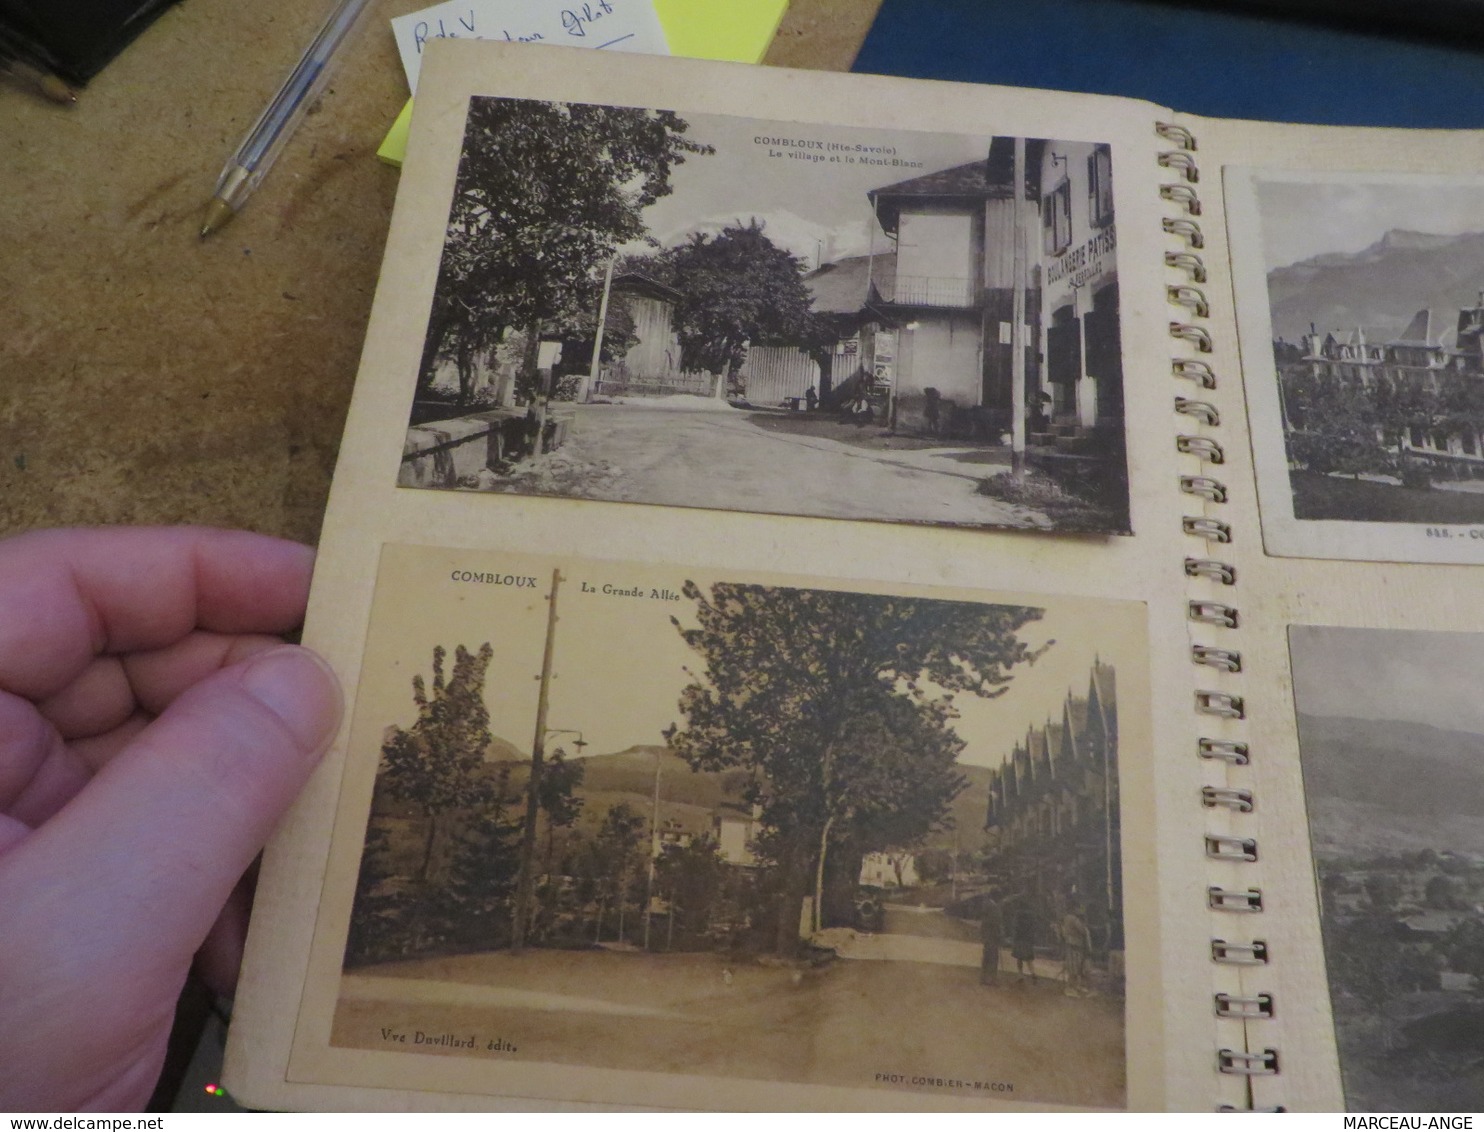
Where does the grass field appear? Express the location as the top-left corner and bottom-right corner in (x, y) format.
(1291, 471), (1484, 524)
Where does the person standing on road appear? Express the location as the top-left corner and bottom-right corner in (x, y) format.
(979, 892), (1004, 986)
(1010, 890), (1038, 984)
(1060, 902), (1093, 997)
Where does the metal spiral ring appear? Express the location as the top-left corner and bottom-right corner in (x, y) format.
(1185, 558), (1236, 584)
(1158, 150), (1199, 182)
(1202, 785), (1254, 811)
(1199, 737), (1249, 763)
(1170, 322), (1213, 352)
(1168, 285), (1210, 318)
(1193, 645), (1241, 672)
(1162, 217), (1204, 247)
(1160, 183), (1202, 215)
(1165, 251), (1207, 282)
(1155, 121), (1197, 150)
(1173, 358), (1216, 388)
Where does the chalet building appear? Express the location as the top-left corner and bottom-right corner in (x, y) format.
(607, 272), (683, 384)
(714, 801), (762, 867)
(1293, 297), (1484, 471)
(865, 138), (1121, 446)
(732, 253), (899, 408)
(984, 660), (1122, 953)
(859, 850), (919, 888)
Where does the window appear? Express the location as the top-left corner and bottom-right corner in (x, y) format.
(1043, 180), (1072, 256)
(1087, 146), (1114, 228)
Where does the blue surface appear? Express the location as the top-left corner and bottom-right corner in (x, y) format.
(853, 0), (1484, 128)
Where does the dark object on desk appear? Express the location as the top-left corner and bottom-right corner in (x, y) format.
(855, 0), (1484, 128)
(1198, 0), (1484, 47)
(0, 0), (181, 85)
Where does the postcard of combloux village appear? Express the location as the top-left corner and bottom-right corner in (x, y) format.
(397, 99), (1130, 535)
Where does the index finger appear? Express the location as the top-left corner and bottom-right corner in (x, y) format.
(0, 526), (316, 702)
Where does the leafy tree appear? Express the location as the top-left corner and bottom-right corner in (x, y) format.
(419, 97), (711, 405)
(809, 689), (966, 930)
(655, 835), (729, 945)
(345, 643), (512, 964)
(576, 802), (647, 944)
(1372, 372), (1444, 485)
(914, 847), (955, 885)
(442, 763), (524, 951)
(667, 581), (1044, 954)
(1426, 873), (1464, 911)
(661, 220), (816, 383)
(1281, 368), (1386, 478)
(1364, 872), (1404, 916)
(538, 746), (586, 875)
(1326, 914), (1438, 1047)
(1443, 916), (1484, 994)
(552, 295), (639, 394)
(380, 644), (500, 882)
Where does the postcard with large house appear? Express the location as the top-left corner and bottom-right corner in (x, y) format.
(1290, 625), (1484, 1111)
(1227, 168), (1484, 563)
(282, 544), (1151, 1110)
(398, 98), (1130, 535)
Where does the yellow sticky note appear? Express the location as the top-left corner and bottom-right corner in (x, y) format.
(652, 0), (788, 62)
(377, 0), (789, 167)
(376, 98), (416, 166)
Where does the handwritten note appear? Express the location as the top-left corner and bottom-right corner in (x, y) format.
(391, 0), (670, 91)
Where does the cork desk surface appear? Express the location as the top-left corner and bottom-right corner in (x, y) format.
(0, 0), (881, 544)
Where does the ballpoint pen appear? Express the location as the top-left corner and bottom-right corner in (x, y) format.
(0, 25), (76, 105)
(0, 47), (76, 104)
(199, 0), (375, 238)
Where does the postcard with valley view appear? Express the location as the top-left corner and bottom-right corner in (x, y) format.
(1291, 625), (1484, 1112)
(283, 544), (1154, 1110)
(397, 95), (1131, 536)
(1228, 167), (1484, 564)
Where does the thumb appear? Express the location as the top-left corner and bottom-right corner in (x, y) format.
(2, 645), (344, 989)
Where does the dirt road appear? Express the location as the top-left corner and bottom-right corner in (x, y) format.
(333, 946), (1123, 1107)
(493, 402), (1048, 528)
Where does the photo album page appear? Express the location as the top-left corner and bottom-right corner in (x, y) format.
(223, 39), (1484, 1114)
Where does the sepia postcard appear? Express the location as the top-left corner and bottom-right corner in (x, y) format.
(397, 96), (1131, 536)
(281, 544), (1151, 1110)
(1228, 167), (1484, 563)
(1290, 625), (1484, 1111)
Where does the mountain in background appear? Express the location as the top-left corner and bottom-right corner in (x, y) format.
(486, 739), (993, 854)
(1266, 228), (1484, 344)
(1295, 713), (1484, 858)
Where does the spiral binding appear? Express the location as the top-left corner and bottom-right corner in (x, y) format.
(1157, 119), (1273, 1110)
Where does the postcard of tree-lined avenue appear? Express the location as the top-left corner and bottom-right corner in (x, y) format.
(290, 545), (1149, 1109)
(398, 97), (1130, 535)
(1228, 167), (1484, 563)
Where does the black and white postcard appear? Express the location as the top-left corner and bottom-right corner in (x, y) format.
(283, 545), (1150, 1110)
(1228, 168), (1484, 563)
(397, 98), (1130, 534)
(1291, 625), (1484, 1111)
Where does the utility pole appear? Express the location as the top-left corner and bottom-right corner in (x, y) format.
(511, 568), (562, 953)
(643, 750), (662, 950)
(1010, 136), (1028, 480)
(579, 256), (616, 404)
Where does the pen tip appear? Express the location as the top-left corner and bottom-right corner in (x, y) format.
(39, 74), (76, 104)
(199, 198), (235, 239)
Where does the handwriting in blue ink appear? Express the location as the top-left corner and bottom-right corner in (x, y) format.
(413, 12), (476, 53)
(561, 0), (616, 38)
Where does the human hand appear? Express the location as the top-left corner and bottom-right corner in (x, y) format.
(0, 527), (343, 1111)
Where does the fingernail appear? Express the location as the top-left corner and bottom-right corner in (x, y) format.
(239, 646), (343, 753)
